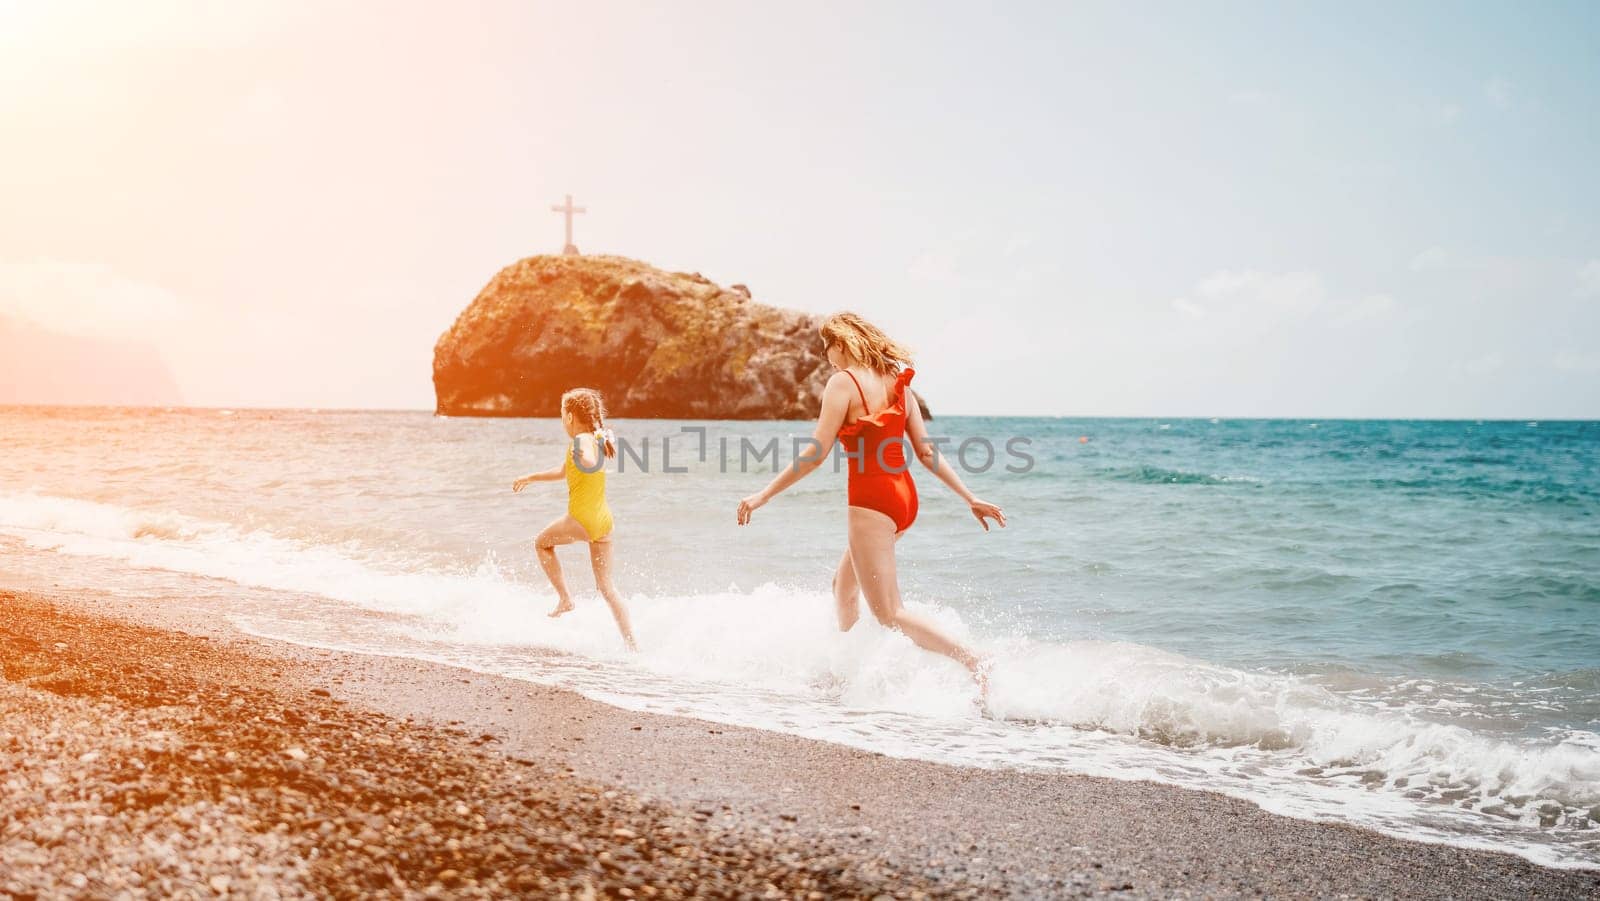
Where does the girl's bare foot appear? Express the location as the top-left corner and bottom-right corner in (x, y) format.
(547, 599), (575, 618)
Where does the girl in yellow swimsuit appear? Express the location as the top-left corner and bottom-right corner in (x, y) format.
(512, 388), (637, 651)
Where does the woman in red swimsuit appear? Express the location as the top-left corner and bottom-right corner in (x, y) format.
(736, 312), (1006, 689)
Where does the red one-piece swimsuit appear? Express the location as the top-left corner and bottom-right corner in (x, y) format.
(837, 368), (919, 534)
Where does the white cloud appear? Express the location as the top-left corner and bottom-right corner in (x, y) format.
(1180, 269), (1325, 316)
(1432, 102), (1461, 126)
(1577, 260), (1600, 297)
(1335, 293), (1396, 325)
(1485, 77), (1513, 111)
(1172, 296), (1206, 319)
(1173, 270), (1397, 328)
(0, 260), (184, 341)
(1002, 233), (1033, 257)
(1409, 246), (1457, 271)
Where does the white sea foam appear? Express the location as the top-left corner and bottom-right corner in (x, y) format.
(2, 488), (1597, 868)
(0, 489), (524, 617)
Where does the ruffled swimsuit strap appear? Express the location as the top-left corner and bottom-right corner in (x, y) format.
(843, 370), (872, 415)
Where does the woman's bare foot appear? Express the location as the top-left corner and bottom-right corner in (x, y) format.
(966, 660), (996, 718)
(547, 599), (575, 618)
(972, 658), (993, 698)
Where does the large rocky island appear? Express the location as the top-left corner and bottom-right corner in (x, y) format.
(433, 255), (927, 420)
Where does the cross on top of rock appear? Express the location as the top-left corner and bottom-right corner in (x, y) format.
(551, 194), (585, 256)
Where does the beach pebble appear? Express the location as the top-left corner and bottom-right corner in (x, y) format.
(284, 747), (308, 762)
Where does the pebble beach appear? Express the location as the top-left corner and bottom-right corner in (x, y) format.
(4, 587), (1596, 899)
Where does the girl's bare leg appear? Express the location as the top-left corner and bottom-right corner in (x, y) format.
(847, 507), (985, 686)
(534, 515), (590, 617)
(832, 548), (861, 632)
(588, 538), (638, 651)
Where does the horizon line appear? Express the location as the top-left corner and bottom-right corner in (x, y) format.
(1, 402), (1594, 424)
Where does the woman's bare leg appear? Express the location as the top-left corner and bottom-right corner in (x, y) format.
(534, 515), (590, 617)
(832, 548), (861, 632)
(588, 538), (638, 651)
(847, 507), (983, 679)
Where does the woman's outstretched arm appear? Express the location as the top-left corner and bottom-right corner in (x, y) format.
(904, 392), (1007, 531)
(736, 372), (853, 524)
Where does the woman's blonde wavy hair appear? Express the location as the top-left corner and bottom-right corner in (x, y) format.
(819, 312), (913, 375)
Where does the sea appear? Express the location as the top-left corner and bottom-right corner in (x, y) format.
(1, 407), (1596, 868)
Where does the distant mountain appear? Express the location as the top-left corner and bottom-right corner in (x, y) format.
(0, 315), (183, 406)
(433, 254), (930, 420)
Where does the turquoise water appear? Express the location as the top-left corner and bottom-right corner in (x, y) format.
(0, 408), (1596, 866)
(1000, 417), (1598, 689)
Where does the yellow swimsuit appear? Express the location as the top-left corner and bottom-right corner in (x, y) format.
(564, 436), (613, 541)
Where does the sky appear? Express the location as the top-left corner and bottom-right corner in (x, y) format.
(1, 0), (1597, 417)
